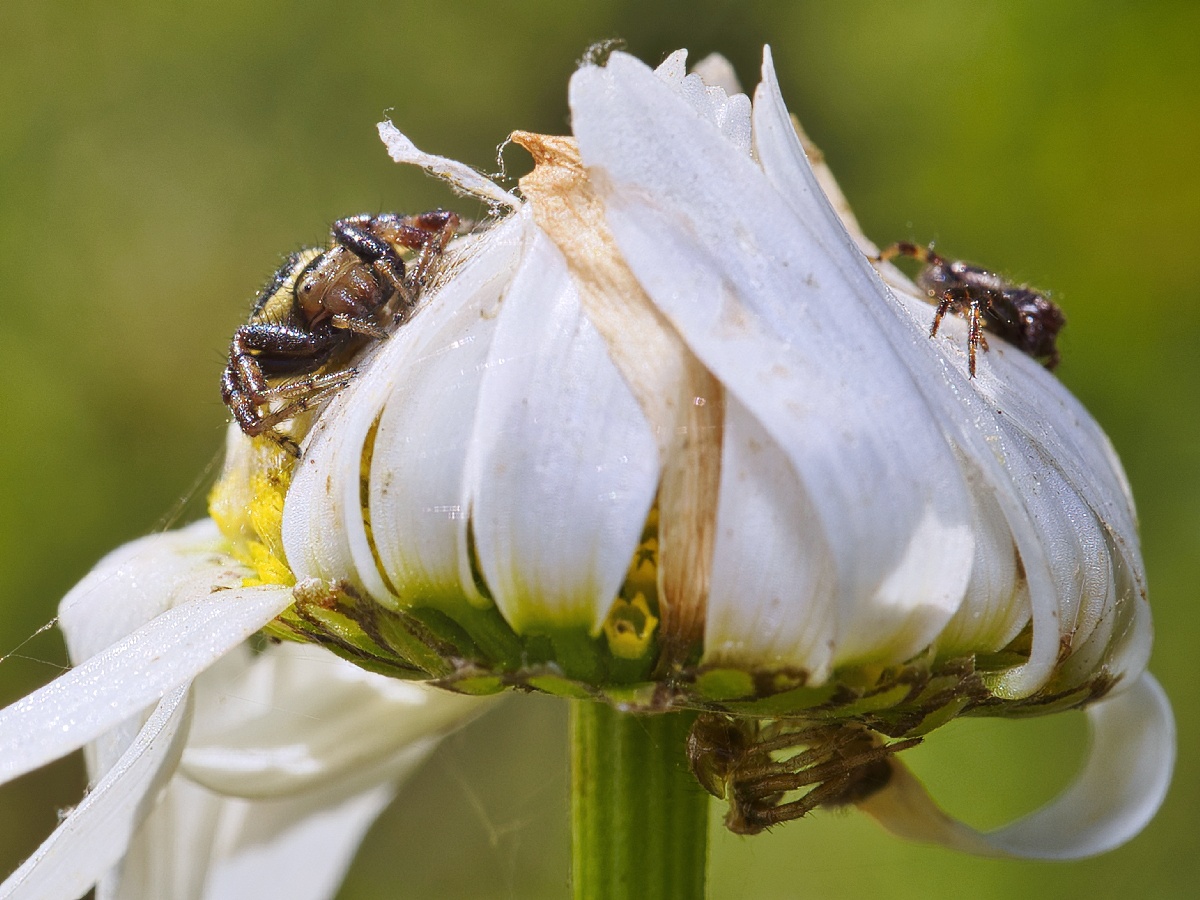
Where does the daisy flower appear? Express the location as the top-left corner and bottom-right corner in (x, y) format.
(0, 46), (1173, 899)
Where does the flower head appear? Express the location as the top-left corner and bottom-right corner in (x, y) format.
(0, 45), (1174, 897)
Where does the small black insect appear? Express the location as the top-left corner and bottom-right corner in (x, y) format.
(876, 241), (1065, 377)
(221, 210), (458, 454)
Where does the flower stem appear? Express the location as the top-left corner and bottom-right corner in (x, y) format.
(570, 701), (709, 899)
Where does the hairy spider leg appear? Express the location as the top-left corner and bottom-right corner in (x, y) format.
(223, 321), (352, 455)
(369, 210), (461, 317)
(877, 240), (941, 268)
(329, 314), (388, 339)
(879, 242), (995, 378)
(332, 216), (411, 311)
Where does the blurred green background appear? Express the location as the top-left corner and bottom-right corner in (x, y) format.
(1, 1), (1197, 897)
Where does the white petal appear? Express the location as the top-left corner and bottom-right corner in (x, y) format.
(750, 46), (1130, 697)
(571, 52), (975, 671)
(56, 520), (238, 779)
(181, 642), (490, 798)
(652, 49), (688, 84)
(368, 212), (527, 607)
(0, 584), (293, 787)
(654, 49), (751, 156)
(103, 758), (408, 900)
(690, 53), (744, 97)
(935, 463), (1029, 656)
(99, 776), (223, 900)
(196, 780), (398, 900)
(467, 226), (659, 633)
(58, 520), (232, 663)
(376, 121), (519, 209)
(704, 398), (837, 675)
(858, 673), (1175, 858)
(879, 278), (1142, 695)
(751, 47), (869, 257)
(0, 687), (190, 900)
(99, 640), (484, 900)
(963, 317), (1148, 680)
(196, 731), (436, 900)
(284, 212), (527, 609)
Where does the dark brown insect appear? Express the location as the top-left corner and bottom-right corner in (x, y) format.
(221, 210), (458, 455)
(876, 241), (1065, 377)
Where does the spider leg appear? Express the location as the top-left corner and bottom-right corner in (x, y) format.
(930, 285), (969, 339)
(372, 210), (460, 295)
(254, 376), (355, 428)
(875, 240), (948, 269)
(967, 298), (987, 377)
(223, 321), (353, 455)
(330, 314), (387, 339)
(253, 368), (358, 403)
(333, 216), (411, 305)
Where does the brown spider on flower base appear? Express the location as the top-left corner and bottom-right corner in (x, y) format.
(875, 241), (1066, 378)
(686, 714), (921, 835)
(221, 210), (459, 455)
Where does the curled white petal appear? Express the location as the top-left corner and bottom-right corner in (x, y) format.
(93, 637), (490, 900)
(0, 688), (190, 900)
(858, 673), (1175, 858)
(0, 583), (293, 786)
(97, 776), (222, 900)
(377, 121), (519, 209)
(106, 736), (432, 900)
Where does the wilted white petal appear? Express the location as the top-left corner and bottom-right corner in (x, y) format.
(0, 583), (293, 786)
(467, 226), (659, 633)
(0, 688), (189, 900)
(571, 52), (975, 672)
(859, 673), (1175, 858)
(377, 120), (519, 209)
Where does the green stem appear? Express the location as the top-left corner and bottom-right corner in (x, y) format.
(570, 701), (709, 900)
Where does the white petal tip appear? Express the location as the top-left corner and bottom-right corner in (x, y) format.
(858, 673), (1175, 859)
